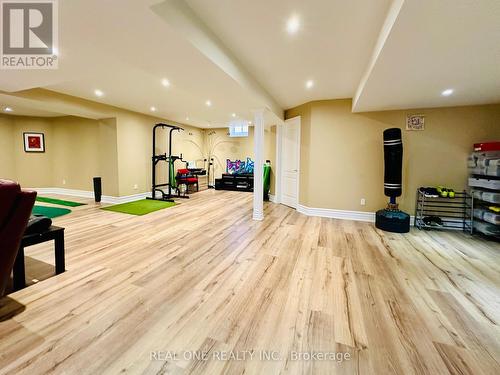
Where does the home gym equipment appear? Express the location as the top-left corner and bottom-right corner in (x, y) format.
(148, 123), (189, 202)
(186, 167), (206, 176)
(176, 169), (199, 193)
(102, 199), (175, 216)
(375, 128), (411, 233)
(32, 206), (72, 219)
(36, 196), (85, 207)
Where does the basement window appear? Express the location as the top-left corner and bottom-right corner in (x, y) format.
(229, 124), (249, 137)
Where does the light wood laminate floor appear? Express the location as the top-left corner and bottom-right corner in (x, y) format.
(1, 190), (499, 374)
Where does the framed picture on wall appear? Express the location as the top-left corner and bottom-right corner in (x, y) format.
(23, 132), (45, 153)
(406, 114), (425, 131)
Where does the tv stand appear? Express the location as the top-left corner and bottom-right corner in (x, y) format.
(215, 173), (254, 192)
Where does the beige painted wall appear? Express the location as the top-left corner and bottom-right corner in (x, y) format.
(11, 116), (54, 188)
(0, 115), (120, 196)
(286, 99), (500, 213)
(98, 118), (120, 196)
(0, 115), (16, 180)
(51, 116), (101, 192)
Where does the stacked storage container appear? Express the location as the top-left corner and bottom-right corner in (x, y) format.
(468, 142), (500, 239)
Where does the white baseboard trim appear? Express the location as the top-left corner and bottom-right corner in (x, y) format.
(31, 187), (152, 204)
(32, 188), (417, 226)
(296, 204), (422, 226)
(297, 204), (376, 223)
(252, 213), (264, 221)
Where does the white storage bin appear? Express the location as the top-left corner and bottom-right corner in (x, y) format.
(474, 221), (500, 236)
(472, 190), (483, 200)
(481, 191), (500, 204)
(486, 165), (500, 177)
(483, 211), (500, 225)
(473, 208), (486, 220)
(468, 177), (500, 190)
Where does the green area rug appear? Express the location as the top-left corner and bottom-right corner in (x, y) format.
(101, 199), (176, 216)
(32, 205), (72, 219)
(36, 196), (86, 207)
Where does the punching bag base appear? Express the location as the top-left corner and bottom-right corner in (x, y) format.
(375, 209), (410, 233)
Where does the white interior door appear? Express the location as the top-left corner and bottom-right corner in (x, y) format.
(281, 117), (300, 208)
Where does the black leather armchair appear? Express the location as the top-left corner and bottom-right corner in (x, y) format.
(0, 180), (36, 296)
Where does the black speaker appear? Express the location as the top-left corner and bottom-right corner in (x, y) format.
(383, 128), (403, 197)
(93, 177), (102, 202)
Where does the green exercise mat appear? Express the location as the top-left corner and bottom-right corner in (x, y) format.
(101, 199), (176, 216)
(36, 196), (86, 207)
(32, 205), (72, 219)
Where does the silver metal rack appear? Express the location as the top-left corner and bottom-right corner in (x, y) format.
(414, 189), (473, 233)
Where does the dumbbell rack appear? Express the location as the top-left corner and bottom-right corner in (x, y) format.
(414, 189), (473, 233)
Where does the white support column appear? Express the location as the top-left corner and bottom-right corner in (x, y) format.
(253, 109), (265, 221)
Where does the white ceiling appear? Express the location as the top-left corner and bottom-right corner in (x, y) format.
(353, 0), (500, 112)
(0, 0), (498, 123)
(186, 0), (392, 109)
(0, 0), (269, 127)
(0, 94), (64, 117)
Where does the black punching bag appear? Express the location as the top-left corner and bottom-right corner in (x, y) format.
(375, 128), (410, 233)
(383, 128), (403, 198)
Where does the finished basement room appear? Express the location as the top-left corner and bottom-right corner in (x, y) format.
(0, 1), (499, 374)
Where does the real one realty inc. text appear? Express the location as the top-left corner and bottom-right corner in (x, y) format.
(151, 350), (351, 363)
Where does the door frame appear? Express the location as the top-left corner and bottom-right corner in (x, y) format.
(276, 115), (301, 209)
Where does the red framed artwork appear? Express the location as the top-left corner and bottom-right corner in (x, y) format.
(23, 132), (45, 153)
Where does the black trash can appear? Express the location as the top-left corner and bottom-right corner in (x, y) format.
(93, 177), (102, 203)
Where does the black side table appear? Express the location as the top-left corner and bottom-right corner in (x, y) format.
(13, 226), (65, 291)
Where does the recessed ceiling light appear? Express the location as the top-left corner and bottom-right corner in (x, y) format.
(94, 89), (104, 97)
(441, 88), (454, 96)
(150, 106), (157, 112)
(206, 100), (212, 107)
(161, 78), (170, 87)
(231, 113), (236, 117)
(248, 121), (252, 125)
(4, 107), (13, 112)
(286, 15), (300, 34)
(306, 80), (314, 89)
